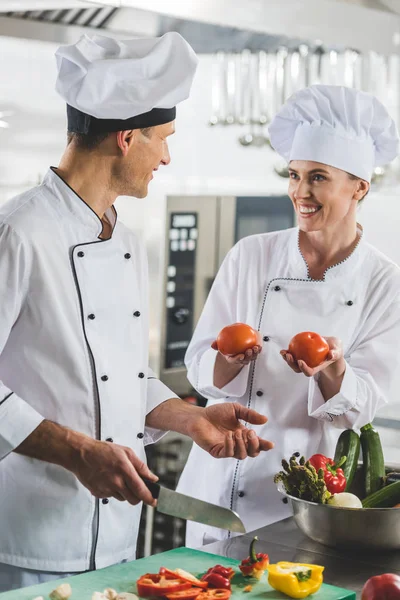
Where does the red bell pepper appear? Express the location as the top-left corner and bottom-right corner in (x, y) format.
(136, 573), (192, 597)
(160, 568), (208, 589)
(201, 565), (235, 590)
(204, 566), (235, 581)
(165, 588), (203, 600)
(197, 590), (231, 600)
(201, 573), (231, 590)
(308, 453), (347, 494)
(239, 536), (269, 579)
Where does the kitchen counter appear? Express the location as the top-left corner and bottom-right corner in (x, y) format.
(202, 516), (400, 599)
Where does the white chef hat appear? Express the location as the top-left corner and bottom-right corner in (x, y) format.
(55, 32), (198, 134)
(269, 85), (399, 182)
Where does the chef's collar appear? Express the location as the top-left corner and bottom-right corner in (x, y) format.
(289, 225), (367, 281)
(43, 167), (116, 239)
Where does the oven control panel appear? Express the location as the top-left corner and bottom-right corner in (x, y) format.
(164, 213), (198, 369)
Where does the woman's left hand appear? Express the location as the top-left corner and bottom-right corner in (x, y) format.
(280, 336), (344, 378)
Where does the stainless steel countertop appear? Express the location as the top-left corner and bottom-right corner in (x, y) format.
(202, 517), (400, 599)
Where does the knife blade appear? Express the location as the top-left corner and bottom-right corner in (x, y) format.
(143, 478), (246, 533)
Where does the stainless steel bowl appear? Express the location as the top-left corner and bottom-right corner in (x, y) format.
(278, 464), (400, 551)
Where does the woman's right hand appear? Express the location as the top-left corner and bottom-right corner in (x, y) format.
(211, 334), (263, 366)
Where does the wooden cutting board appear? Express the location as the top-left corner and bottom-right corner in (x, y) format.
(0, 547), (356, 600)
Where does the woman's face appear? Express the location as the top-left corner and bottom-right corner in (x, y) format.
(287, 160), (369, 232)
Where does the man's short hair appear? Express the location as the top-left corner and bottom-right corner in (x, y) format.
(67, 127), (153, 151)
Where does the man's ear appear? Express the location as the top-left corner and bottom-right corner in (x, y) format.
(116, 129), (138, 157)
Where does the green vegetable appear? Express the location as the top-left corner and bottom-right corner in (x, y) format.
(334, 429), (360, 491)
(273, 454), (332, 504)
(360, 423), (385, 497)
(250, 536), (258, 563)
(295, 569), (312, 582)
(362, 480), (400, 508)
(385, 472), (400, 485)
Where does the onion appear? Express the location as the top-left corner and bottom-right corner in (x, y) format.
(328, 492), (362, 508)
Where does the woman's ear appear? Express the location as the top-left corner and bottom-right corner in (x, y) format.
(354, 178), (370, 202)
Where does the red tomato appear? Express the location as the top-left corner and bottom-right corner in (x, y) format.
(136, 573), (192, 597)
(197, 590), (231, 600)
(361, 574), (400, 600)
(165, 588), (203, 600)
(288, 331), (329, 368)
(216, 323), (259, 356)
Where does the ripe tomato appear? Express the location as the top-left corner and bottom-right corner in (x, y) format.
(197, 590), (231, 600)
(165, 588), (203, 600)
(361, 573), (400, 600)
(288, 331), (329, 368)
(216, 323), (259, 356)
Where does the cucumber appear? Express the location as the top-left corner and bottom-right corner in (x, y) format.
(360, 423), (385, 497)
(334, 429), (360, 491)
(362, 480), (400, 508)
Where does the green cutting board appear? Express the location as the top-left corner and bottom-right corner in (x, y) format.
(0, 547), (356, 600)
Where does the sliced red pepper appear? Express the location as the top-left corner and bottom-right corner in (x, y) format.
(165, 588), (203, 600)
(136, 573), (192, 597)
(308, 454), (347, 494)
(239, 537), (269, 579)
(160, 568), (208, 589)
(197, 590), (231, 600)
(204, 566), (235, 581)
(201, 573), (231, 590)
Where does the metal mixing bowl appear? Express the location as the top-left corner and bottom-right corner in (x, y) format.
(278, 463), (400, 551)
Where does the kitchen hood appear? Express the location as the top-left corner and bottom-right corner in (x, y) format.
(0, 0), (399, 55)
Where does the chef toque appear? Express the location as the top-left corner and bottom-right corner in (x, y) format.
(268, 85), (399, 182)
(55, 31), (198, 134)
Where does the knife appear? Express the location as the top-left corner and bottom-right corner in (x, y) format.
(142, 478), (246, 533)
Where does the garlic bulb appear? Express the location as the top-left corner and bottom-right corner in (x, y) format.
(49, 584), (72, 600)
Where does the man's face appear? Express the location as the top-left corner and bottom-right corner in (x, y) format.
(114, 121), (175, 198)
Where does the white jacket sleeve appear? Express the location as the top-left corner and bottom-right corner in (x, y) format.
(308, 295), (400, 428)
(185, 243), (251, 400)
(0, 224), (44, 460)
(144, 366), (177, 444)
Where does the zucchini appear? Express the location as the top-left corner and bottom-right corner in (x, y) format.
(334, 429), (360, 491)
(385, 472), (400, 486)
(360, 423), (385, 497)
(362, 480), (400, 508)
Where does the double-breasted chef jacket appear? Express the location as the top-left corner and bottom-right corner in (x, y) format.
(177, 226), (400, 548)
(0, 168), (175, 571)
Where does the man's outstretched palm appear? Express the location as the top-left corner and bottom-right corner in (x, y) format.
(187, 402), (274, 460)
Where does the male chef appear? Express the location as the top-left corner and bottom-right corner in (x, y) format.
(0, 32), (273, 592)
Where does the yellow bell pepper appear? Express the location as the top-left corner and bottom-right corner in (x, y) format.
(267, 561), (324, 598)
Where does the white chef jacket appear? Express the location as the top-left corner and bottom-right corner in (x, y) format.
(177, 226), (400, 548)
(0, 168), (175, 571)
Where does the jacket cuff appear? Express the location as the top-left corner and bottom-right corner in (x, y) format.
(196, 347), (250, 399)
(308, 361), (357, 421)
(0, 393), (44, 460)
(145, 377), (177, 444)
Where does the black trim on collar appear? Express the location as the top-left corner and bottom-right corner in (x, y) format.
(67, 105), (176, 134)
(50, 167), (117, 239)
(0, 392), (13, 407)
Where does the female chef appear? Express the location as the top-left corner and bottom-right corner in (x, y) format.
(177, 85), (400, 548)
